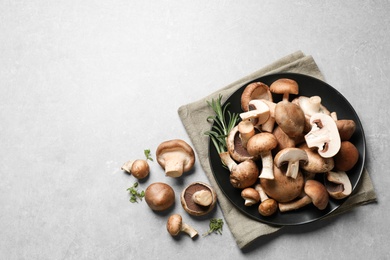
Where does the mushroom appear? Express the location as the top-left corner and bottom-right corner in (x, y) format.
(336, 119), (356, 141)
(272, 126), (296, 152)
(333, 141), (359, 171)
(239, 100), (270, 127)
(246, 132), (278, 179)
(304, 113), (341, 158)
(145, 182), (175, 211)
(219, 151), (259, 189)
(274, 101), (306, 138)
(181, 182), (217, 216)
(167, 214), (198, 238)
(226, 125), (256, 162)
(237, 120), (255, 148)
(324, 171), (352, 199)
(121, 159), (150, 179)
(241, 187), (260, 206)
(269, 78), (299, 102)
(240, 82), (273, 112)
(299, 143), (334, 174)
(156, 139), (195, 177)
(260, 164), (305, 203)
(254, 184), (278, 216)
(278, 179), (329, 212)
(274, 148), (308, 179)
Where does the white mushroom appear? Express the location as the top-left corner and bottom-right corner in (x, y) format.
(304, 113), (341, 158)
(274, 148), (308, 179)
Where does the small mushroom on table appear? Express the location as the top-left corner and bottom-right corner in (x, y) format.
(181, 182), (217, 216)
(145, 182), (175, 211)
(156, 139), (195, 178)
(121, 159), (150, 179)
(167, 214), (198, 238)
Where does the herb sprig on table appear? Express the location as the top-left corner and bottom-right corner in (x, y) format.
(127, 182), (145, 203)
(203, 218), (224, 236)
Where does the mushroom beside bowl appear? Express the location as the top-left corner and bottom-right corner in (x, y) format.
(208, 72), (366, 226)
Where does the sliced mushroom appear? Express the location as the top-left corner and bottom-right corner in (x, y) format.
(240, 82), (272, 112)
(246, 132), (278, 179)
(278, 179), (329, 212)
(167, 214), (198, 238)
(324, 171), (352, 199)
(241, 187), (260, 206)
(269, 78), (299, 102)
(181, 182), (217, 216)
(274, 148), (308, 179)
(239, 100), (270, 126)
(304, 113), (341, 158)
(156, 139), (195, 177)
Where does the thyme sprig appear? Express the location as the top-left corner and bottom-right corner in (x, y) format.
(203, 218), (224, 236)
(144, 149), (153, 161)
(204, 94), (240, 154)
(127, 182), (145, 203)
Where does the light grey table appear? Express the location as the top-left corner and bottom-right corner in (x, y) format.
(1, 1), (388, 259)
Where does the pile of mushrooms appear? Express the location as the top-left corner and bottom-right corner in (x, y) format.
(223, 78), (359, 216)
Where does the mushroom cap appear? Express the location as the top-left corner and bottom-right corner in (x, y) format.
(259, 198), (278, 216)
(333, 141), (359, 171)
(156, 139), (195, 177)
(241, 82), (272, 111)
(241, 187), (261, 206)
(229, 159), (259, 189)
(227, 125), (256, 162)
(324, 171), (352, 199)
(181, 182), (217, 216)
(274, 101), (306, 138)
(299, 143), (334, 173)
(336, 119), (356, 141)
(272, 126), (296, 152)
(260, 164), (304, 203)
(246, 132), (278, 156)
(304, 179), (329, 210)
(269, 78), (299, 96)
(166, 214), (182, 236)
(145, 182), (175, 211)
(130, 159), (150, 179)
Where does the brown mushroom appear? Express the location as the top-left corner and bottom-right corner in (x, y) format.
(333, 141), (359, 171)
(167, 214), (198, 238)
(239, 100), (270, 127)
(336, 119), (356, 141)
(219, 151), (259, 189)
(240, 82), (272, 111)
(246, 132), (278, 179)
(299, 143), (334, 174)
(278, 179), (329, 212)
(180, 182), (217, 216)
(269, 78), (299, 102)
(121, 159), (150, 179)
(274, 101), (306, 138)
(324, 171), (352, 199)
(156, 139), (195, 177)
(254, 184), (278, 216)
(145, 182), (175, 211)
(260, 164), (304, 203)
(226, 125), (256, 162)
(241, 187), (260, 206)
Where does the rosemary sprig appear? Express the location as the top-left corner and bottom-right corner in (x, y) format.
(203, 218), (224, 236)
(204, 94), (240, 154)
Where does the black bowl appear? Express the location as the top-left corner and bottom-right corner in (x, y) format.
(208, 72), (366, 226)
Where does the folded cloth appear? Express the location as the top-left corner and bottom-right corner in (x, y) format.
(177, 51), (377, 249)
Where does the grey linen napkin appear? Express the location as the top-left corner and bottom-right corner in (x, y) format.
(177, 51), (377, 249)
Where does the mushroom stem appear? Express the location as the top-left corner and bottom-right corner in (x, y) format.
(219, 151), (237, 172)
(121, 160), (134, 173)
(259, 152), (274, 179)
(164, 157), (185, 177)
(278, 195), (312, 212)
(181, 222), (199, 238)
(192, 190), (213, 206)
(306, 96), (322, 115)
(286, 160), (300, 179)
(254, 184), (278, 216)
(238, 120), (255, 148)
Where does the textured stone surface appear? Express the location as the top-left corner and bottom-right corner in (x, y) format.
(1, 1), (388, 259)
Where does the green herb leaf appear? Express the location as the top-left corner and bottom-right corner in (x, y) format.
(144, 149), (153, 161)
(127, 182), (145, 203)
(203, 218), (224, 236)
(204, 94), (239, 155)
